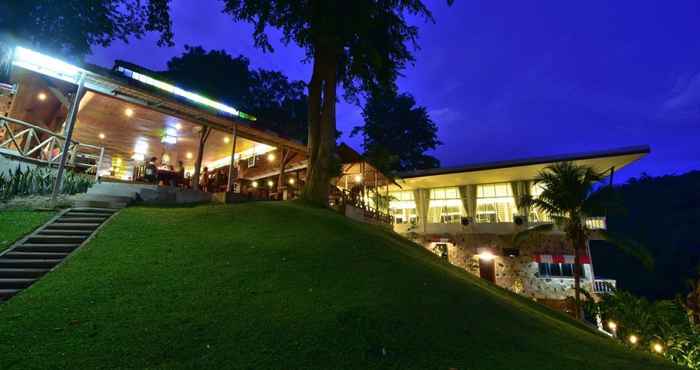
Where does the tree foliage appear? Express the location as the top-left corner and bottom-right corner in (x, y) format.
(221, 0), (444, 204)
(0, 0), (174, 57)
(351, 88), (440, 173)
(162, 45), (308, 142)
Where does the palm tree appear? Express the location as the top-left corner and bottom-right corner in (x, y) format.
(514, 161), (652, 320)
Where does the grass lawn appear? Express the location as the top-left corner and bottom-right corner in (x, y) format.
(0, 210), (55, 253)
(0, 202), (678, 369)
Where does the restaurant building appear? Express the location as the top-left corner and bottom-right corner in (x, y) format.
(386, 146), (649, 310)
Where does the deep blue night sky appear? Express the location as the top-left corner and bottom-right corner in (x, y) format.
(89, 0), (700, 181)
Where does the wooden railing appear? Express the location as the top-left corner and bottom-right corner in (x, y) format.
(335, 188), (393, 225)
(593, 279), (616, 294)
(0, 116), (104, 180)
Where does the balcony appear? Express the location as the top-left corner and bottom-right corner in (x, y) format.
(593, 279), (616, 294)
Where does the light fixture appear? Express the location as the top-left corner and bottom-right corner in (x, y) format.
(477, 251), (495, 261)
(354, 174), (363, 183)
(251, 181), (258, 188)
(223, 136), (230, 144)
(125, 108), (134, 117)
(162, 154), (170, 163)
(652, 343), (663, 353)
(288, 178), (295, 185)
(186, 152), (193, 159)
(131, 153), (145, 161)
(267, 153), (276, 162)
(116, 66), (256, 121)
(12, 46), (84, 84)
(174, 122), (182, 131)
(267, 180), (274, 188)
(98, 133), (106, 140)
(607, 321), (617, 332)
(628, 335), (638, 345)
(37, 92), (47, 101)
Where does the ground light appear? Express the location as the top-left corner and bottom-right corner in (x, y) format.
(652, 343), (664, 354)
(607, 321), (618, 332)
(628, 335), (638, 345)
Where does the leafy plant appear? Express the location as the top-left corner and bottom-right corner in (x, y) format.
(0, 165), (93, 201)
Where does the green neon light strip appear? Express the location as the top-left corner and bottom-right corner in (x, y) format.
(117, 66), (256, 121)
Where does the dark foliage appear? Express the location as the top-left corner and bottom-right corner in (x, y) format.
(161, 46), (308, 142)
(351, 88), (440, 173)
(590, 171), (700, 300)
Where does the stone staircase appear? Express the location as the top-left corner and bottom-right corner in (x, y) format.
(0, 207), (118, 302)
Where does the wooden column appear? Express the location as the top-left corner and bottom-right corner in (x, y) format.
(51, 73), (86, 202)
(192, 126), (211, 191)
(226, 124), (238, 192)
(277, 147), (293, 198)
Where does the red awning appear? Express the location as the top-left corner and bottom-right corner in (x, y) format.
(534, 254), (591, 264)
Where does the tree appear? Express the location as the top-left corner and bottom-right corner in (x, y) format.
(162, 46), (308, 142)
(221, 0), (446, 205)
(351, 88), (440, 173)
(514, 162), (652, 320)
(0, 1), (173, 57)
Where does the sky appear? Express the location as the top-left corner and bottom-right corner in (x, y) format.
(89, 0), (700, 181)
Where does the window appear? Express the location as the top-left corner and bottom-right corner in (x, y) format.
(389, 191), (417, 224)
(475, 183), (516, 223)
(428, 187), (464, 224)
(247, 155), (256, 168)
(538, 263), (579, 278)
(529, 183), (551, 222)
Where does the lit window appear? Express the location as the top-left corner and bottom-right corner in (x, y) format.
(476, 183), (516, 223)
(529, 183), (551, 222)
(428, 187), (464, 224)
(389, 191), (418, 224)
(538, 263), (580, 278)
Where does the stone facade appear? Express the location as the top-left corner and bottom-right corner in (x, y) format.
(409, 231), (595, 301)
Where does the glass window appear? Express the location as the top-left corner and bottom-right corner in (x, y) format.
(476, 183), (516, 223)
(538, 263), (578, 278)
(562, 263), (574, 277)
(529, 183), (551, 222)
(538, 263), (549, 276)
(389, 191), (417, 224)
(428, 187), (464, 223)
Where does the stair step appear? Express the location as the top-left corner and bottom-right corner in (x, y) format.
(37, 229), (93, 236)
(25, 235), (86, 244)
(55, 217), (107, 223)
(0, 259), (62, 268)
(0, 278), (36, 289)
(62, 212), (110, 218)
(44, 223), (101, 230)
(0, 289), (20, 299)
(70, 207), (117, 214)
(4, 251), (69, 259)
(14, 244), (79, 253)
(0, 268), (49, 278)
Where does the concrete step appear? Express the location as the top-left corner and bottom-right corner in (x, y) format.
(44, 223), (101, 230)
(76, 194), (134, 204)
(0, 278), (36, 289)
(70, 207), (118, 214)
(4, 251), (69, 259)
(55, 217), (108, 224)
(25, 235), (87, 244)
(0, 268), (49, 278)
(73, 200), (127, 209)
(0, 289), (20, 300)
(37, 229), (93, 236)
(14, 244), (79, 253)
(62, 212), (111, 218)
(0, 258), (62, 269)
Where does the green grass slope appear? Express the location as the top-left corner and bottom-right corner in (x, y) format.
(0, 202), (677, 369)
(0, 210), (55, 253)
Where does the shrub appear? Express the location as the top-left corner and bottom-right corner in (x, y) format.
(0, 165), (93, 201)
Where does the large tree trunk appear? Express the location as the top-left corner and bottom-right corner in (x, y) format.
(301, 46), (338, 205)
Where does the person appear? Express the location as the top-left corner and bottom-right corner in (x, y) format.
(175, 161), (185, 186)
(144, 157), (157, 183)
(200, 166), (210, 192)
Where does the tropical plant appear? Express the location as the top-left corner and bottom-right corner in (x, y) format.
(514, 161), (652, 319)
(0, 165), (93, 201)
(221, 0), (451, 205)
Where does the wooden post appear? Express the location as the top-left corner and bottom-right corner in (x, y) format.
(226, 124), (238, 192)
(277, 147), (292, 198)
(51, 73), (85, 202)
(192, 126), (211, 191)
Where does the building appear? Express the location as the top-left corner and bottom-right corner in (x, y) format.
(387, 146), (649, 310)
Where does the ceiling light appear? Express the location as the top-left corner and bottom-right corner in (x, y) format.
(267, 180), (274, 188)
(37, 92), (47, 101)
(354, 175), (363, 183)
(223, 136), (230, 144)
(125, 108), (134, 117)
(174, 122), (182, 130)
(186, 152), (193, 159)
(267, 153), (275, 162)
(98, 133), (106, 140)
(251, 181), (258, 188)
(288, 178), (295, 185)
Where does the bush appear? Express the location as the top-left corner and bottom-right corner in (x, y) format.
(0, 165), (93, 201)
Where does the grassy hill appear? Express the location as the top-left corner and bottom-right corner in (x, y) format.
(0, 210), (55, 253)
(0, 202), (677, 369)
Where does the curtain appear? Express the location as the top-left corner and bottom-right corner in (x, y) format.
(413, 189), (429, 230)
(465, 184), (477, 219)
(510, 180), (531, 218)
(458, 185), (469, 218)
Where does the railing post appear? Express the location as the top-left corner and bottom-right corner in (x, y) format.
(51, 73), (86, 203)
(95, 147), (105, 182)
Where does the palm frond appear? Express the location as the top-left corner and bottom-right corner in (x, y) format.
(598, 230), (654, 271)
(513, 223), (555, 247)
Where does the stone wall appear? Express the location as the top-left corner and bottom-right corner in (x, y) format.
(411, 231), (595, 301)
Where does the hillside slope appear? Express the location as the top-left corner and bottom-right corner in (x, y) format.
(0, 202), (676, 369)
